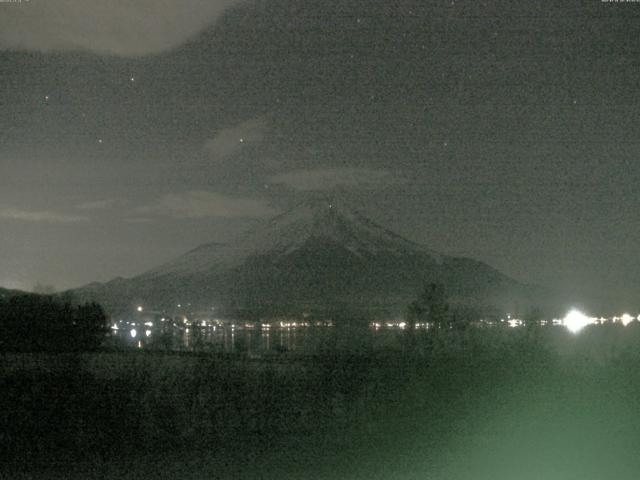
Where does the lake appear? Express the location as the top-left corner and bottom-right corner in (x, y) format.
(108, 323), (408, 354)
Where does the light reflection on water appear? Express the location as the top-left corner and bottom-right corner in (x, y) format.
(109, 326), (404, 354)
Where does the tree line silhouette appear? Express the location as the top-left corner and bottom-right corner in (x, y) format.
(0, 293), (108, 352)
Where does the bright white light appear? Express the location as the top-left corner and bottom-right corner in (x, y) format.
(563, 309), (590, 334)
(621, 313), (634, 326)
(130, 328), (137, 338)
(137, 306), (143, 312)
(111, 323), (119, 330)
(145, 329), (152, 337)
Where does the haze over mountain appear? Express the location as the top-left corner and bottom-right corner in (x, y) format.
(73, 199), (550, 319)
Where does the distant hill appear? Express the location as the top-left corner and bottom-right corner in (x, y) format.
(72, 199), (550, 319)
(0, 287), (30, 300)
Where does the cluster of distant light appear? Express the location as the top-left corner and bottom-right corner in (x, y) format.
(117, 306), (639, 338)
(371, 321), (424, 330)
(494, 310), (639, 334)
(559, 310), (638, 334)
(111, 309), (338, 342)
(368, 310), (640, 334)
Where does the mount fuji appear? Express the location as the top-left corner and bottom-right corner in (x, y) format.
(73, 199), (540, 318)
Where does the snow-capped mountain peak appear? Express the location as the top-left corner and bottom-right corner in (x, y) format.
(73, 197), (533, 317)
(143, 198), (439, 278)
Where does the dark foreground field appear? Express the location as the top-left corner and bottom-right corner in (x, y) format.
(3, 325), (640, 479)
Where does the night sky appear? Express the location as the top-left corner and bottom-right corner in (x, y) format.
(1, 0), (640, 308)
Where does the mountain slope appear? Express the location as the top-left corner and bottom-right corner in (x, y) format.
(73, 199), (540, 317)
(142, 199), (442, 279)
(0, 287), (27, 300)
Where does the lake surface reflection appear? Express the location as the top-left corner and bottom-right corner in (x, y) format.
(109, 324), (405, 355)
